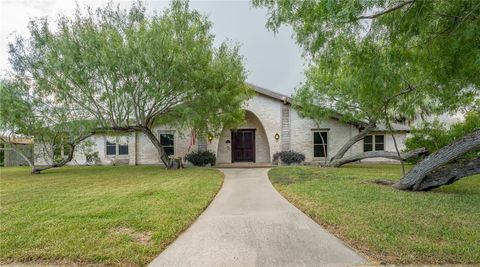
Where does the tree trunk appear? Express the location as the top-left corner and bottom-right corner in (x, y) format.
(31, 133), (95, 174)
(330, 147), (428, 167)
(330, 120), (376, 162)
(413, 157), (480, 191)
(393, 129), (480, 190)
(383, 109), (405, 175)
(140, 126), (172, 168)
(31, 144), (75, 174)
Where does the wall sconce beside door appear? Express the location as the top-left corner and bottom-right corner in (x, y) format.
(274, 133), (280, 142)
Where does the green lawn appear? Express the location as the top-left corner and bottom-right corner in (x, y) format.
(268, 164), (480, 265)
(0, 166), (223, 266)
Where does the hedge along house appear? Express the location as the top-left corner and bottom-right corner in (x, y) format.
(34, 84), (410, 166)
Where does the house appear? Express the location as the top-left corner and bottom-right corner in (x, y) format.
(34, 84), (410, 166)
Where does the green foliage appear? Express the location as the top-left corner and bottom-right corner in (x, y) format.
(79, 140), (100, 165)
(8, 0), (252, 138)
(405, 112), (480, 161)
(0, 79), (99, 166)
(84, 151), (100, 165)
(0, 79), (34, 134)
(273, 150), (306, 165)
(255, 0), (480, 124)
(185, 150), (216, 166)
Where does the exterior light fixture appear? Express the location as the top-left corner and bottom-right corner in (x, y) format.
(274, 133), (280, 142)
(207, 135), (214, 143)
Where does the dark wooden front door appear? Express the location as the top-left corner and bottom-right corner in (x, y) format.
(231, 129), (255, 162)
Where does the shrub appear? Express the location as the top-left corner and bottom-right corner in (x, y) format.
(185, 150), (216, 167)
(273, 150), (305, 165)
(85, 151), (100, 165)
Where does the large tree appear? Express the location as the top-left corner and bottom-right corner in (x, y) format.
(0, 79), (99, 174)
(255, 0), (480, 190)
(293, 38), (428, 168)
(8, 0), (252, 168)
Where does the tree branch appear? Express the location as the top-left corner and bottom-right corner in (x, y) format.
(394, 129), (480, 190)
(414, 157), (480, 191)
(356, 0), (415, 20)
(330, 147), (428, 167)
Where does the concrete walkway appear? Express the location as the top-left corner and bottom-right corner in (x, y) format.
(149, 168), (367, 267)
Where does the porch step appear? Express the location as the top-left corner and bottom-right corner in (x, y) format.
(214, 162), (274, 168)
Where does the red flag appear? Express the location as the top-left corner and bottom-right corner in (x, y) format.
(187, 129), (196, 152)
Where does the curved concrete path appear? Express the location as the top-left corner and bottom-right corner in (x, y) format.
(149, 168), (367, 267)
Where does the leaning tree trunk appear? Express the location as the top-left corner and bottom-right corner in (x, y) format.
(31, 133), (95, 174)
(330, 148), (428, 167)
(140, 126), (172, 168)
(413, 157), (480, 191)
(31, 144), (76, 174)
(329, 120), (376, 163)
(393, 129), (480, 191)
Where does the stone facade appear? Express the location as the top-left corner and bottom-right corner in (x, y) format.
(34, 86), (410, 166)
(215, 111), (271, 163)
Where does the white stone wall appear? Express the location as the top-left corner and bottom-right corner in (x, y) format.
(289, 109), (359, 162)
(33, 93), (409, 166)
(135, 126), (196, 165)
(288, 107), (408, 163)
(33, 142), (53, 166)
(207, 94), (284, 163)
(34, 127), (196, 166)
(216, 111), (270, 163)
(360, 133), (407, 163)
(242, 94), (284, 159)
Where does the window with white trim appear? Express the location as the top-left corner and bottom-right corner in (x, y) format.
(159, 130), (175, 156)
(106, 136), (129, 156)
(364, 135), (384, 152)
(313, 131), (328, 158)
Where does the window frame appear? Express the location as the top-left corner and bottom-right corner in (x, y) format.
(364, 134), (385, 152)
(158, 130), (175, 157)
(53, 137), (72, 160)
(105, 136), (129, 157)
(313, 131), (328, 159)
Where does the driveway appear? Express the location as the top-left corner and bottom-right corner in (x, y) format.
(149, 168), (367, 267)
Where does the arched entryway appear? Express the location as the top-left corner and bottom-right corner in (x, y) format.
(216, 110), (271, 164)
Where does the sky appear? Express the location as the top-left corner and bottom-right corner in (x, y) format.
(0, 0), (306, 96)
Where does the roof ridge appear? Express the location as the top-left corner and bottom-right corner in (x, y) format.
(247, 83), (292, 104)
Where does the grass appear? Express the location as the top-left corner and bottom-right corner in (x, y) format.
(0, 165), (223, 266)
(268, 164), (480, 265)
